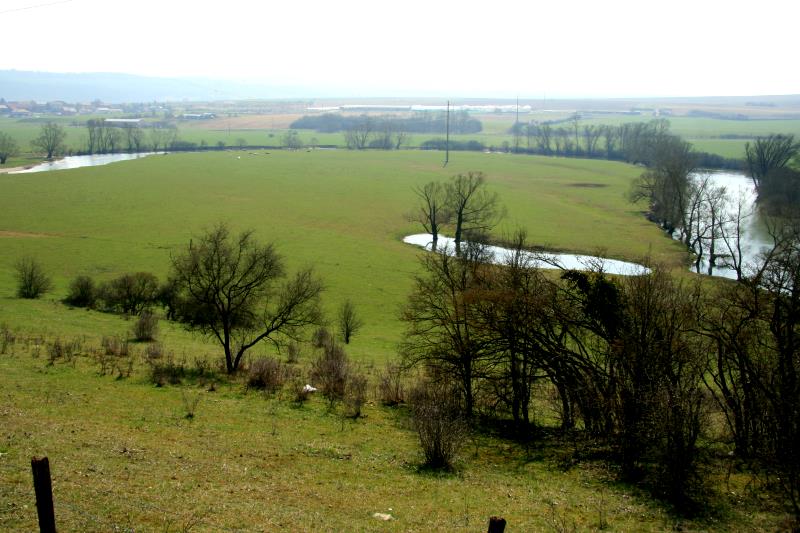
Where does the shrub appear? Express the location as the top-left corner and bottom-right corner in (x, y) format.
(288, 375), (312, 404)
(337, 299), (364, 344)
(309, 337), (350, 405)
(64, 275), (97, 308)
(344, 372), (368, 418)
(311, 327), (332, 349)
(14, 256), (52, 299)
(286, 341), (301, 364)
(98, 272), (159, 314)
(101, 335), (129, 357)
(408, 378), (467, 470)
(144, 342), (164, 361)
(247, 357), (287, 393)
(0, 324), (16, 354)
(149, 354), (186, 386)
(132, 310), (159, 341)
(377, 362), (405, 406)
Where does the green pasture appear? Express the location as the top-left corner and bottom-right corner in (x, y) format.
(0, 150), (683, 362)
(0, 150), (787, 531)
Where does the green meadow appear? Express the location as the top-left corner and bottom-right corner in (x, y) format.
(0, 150), (682, 359)
(0, 150), (786, 531)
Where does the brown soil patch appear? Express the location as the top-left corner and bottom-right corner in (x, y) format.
(0, 165), (32, 174)
(0, 230), (57, 238)
(567, 182), (608, 188)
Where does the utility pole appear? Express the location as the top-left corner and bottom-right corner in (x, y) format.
(514, 96), (520, 153)
(444, 100), (450, 167)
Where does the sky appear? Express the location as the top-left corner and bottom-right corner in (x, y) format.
(1, 0), (798, 98)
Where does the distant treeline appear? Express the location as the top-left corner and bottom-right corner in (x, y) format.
(290, 112), (483, 135)
(508, 119), (743, 170)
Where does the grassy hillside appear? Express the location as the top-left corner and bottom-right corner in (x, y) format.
(0, 150), (787, 531)
(0, 150), (682, 361)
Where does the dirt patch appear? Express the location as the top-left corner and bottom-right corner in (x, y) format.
(567, 182), (608, 188)
(0, 165), (33, 174)
(0, 230), (57, 238)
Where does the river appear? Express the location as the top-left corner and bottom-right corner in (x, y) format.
(10, 152), (162, 174)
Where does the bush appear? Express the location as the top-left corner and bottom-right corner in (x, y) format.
(148, 354), (185, 386)
(377, 362), (405, 406)
(286, 341), (301, 364)
(344, 373), (368, 418)
(14, 256), (52, 299)
(64, 275), (97, 308)
(98, 272), (159, 314)
(408, 378), (467, 470)
(311, 327), (332, 349)
(247, 357), (287, 393)
(310, 336), (350, 405)
(132, 310), (159, 341)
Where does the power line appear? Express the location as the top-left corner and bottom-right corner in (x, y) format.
(0, 0), (74, 15)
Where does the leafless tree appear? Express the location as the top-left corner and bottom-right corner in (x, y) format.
(745, 134), (799, 192)
(400, 247), (492, 418)
(125, 125), (145, 152)
(410, 181), (450, 250)
(537, 123), (553, 154)
(582, 125), (602, 156)
(337, 299), (363, 344)
(170, 223), (324, 373)
(31, 122), (66, 159)
(150, 127), (176, 152)
(343, 116), (373, 149)
(445, 171), (504, 253)
(0, 132), (18, 164)
(601, 125), (619, 159)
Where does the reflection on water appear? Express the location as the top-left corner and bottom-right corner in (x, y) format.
(11, 152), (162, 174)
(403, 234), (650, 276)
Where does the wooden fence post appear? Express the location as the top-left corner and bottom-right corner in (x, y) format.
(487, 515), (507, 533)
(31, 456), (56, 533)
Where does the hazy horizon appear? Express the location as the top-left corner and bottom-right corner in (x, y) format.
(1, 0), (798, 100)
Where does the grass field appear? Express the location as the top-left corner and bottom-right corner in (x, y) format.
(0, 150), (790, 531)
(0, 150), (683, 360)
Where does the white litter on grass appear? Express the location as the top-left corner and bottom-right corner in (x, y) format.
(372, 513), (393, 521)
(302, 384), (318, 393)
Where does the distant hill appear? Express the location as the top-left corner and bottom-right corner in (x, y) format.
(0, 70), (314, 103)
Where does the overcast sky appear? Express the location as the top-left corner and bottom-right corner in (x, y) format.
(1, 0), (798, 98)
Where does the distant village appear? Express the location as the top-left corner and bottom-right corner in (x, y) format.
(0, 99), (216, 122)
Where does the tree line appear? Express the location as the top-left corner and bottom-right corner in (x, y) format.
(630, 131), (799, 278)
(400, 222), (800, 515)
(511, 118), (741, 170)
(291, 111), (482, 135)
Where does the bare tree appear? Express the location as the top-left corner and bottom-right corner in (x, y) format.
(337, 299), (363, 344)
(150, 127), (176, 152)
(400, 247), (492, 418)
(343, 116), (373, 149)
(125, 125), (145, 152)
(601, 125), (619, 159)
(745, 134), (799, 192)
(31, 122), (66, 159)
(582, 125), (602, 157)
(410, 181), (450, 250)
(0, 132), (18, 164)
(170, 223), (324, 373)
(537, 123), (553, 154)
(445, 171), (504, 253)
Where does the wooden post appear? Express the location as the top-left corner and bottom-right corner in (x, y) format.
(487, 515), (506, 533)
(31, 456), (56, 533)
